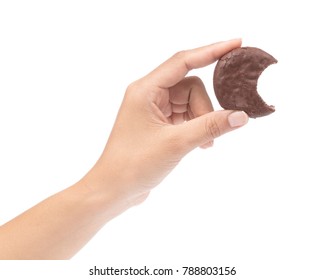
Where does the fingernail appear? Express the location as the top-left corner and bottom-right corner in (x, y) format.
(215, 38), (242, 45)
(221, 38), (242, 44)
(228, 111), (249, 127)
(228, 38), (242, 42)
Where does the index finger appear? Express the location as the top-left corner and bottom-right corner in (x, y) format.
(146, 38), (242, 89)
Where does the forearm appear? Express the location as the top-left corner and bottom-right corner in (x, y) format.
(0, 172), (129, 260)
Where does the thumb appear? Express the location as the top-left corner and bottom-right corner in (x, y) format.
(171, 110), (248, 154)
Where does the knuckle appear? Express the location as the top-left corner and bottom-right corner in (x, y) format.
(172, 50), (186, 60)
(124, 79), (147, 104)
(171, 50), (192, 71)
(186, 76), (205, 92)
(126, 80), (142, 95)
(185, 76), (203, 86)
(205, 117), (221, 140)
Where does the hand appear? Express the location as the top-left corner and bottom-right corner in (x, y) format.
(0, 39), (249, 259)
(85, 39), (248, 206)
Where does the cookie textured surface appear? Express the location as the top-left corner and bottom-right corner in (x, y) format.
(213, 47), (277, 118)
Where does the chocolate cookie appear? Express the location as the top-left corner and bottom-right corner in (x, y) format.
(213, 47), (277, 118)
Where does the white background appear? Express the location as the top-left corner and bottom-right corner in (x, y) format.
(0, 0), (324, 279)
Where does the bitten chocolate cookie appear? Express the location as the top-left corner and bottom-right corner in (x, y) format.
(213, 47), (277, 118)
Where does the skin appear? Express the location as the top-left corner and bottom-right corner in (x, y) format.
(0, 39), (248, 259)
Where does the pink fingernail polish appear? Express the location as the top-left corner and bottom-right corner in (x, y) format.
(228, 111), (249, 127)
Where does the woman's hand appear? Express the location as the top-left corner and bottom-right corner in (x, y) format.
(0, 39), (248, 259)
(87, 38), (248, 206)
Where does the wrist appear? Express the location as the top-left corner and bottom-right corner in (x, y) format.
(76, 164), (147, 222)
